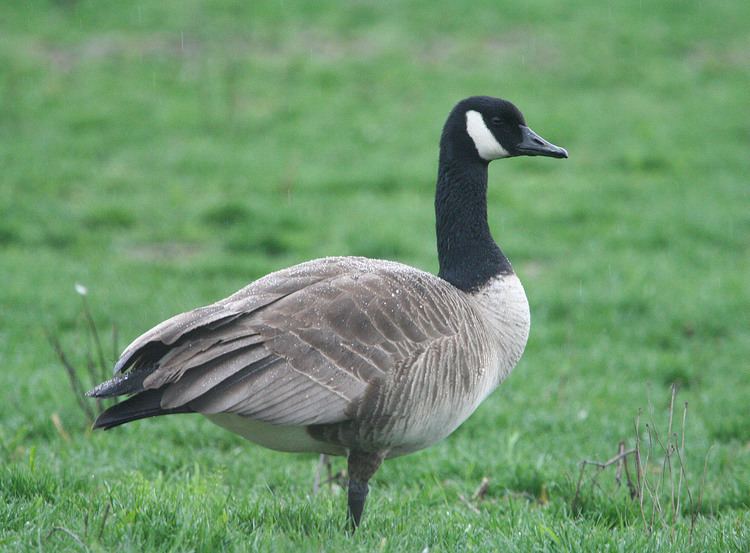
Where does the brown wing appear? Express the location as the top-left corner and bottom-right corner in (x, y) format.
(91, 257), (463, 427)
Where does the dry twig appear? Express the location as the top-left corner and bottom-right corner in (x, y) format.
(46, 285), (119, 429)
(572, 385), (706, 543)
(472, 477), (491, 501)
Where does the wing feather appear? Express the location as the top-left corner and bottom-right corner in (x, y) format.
(97, 257), (468, 428)
(160, 345), (272, 408)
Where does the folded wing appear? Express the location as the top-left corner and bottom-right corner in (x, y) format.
(90, 257), (459, 429)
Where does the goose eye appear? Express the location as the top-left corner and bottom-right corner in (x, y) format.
(490, 116), (502, 126)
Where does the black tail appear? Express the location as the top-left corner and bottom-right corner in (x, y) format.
(86, 366), (153, 398)
(92, 389), (193, 430)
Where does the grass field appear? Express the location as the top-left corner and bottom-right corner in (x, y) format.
(2, 1), (749, 551)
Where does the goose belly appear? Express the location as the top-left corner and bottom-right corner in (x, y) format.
(206, 413), (346, 456)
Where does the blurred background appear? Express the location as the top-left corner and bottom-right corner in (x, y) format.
(1, 1), (748, 550)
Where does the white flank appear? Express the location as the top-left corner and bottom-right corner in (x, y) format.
(465, 110), (509, 160)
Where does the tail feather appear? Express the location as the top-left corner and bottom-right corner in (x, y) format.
(92, 389), (192, 430)
(87, 366), (152, 398)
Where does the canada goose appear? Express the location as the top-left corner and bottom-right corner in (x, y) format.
(88, 96), (567, 529)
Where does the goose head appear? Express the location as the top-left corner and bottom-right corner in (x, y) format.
(441, 96), (568, 163)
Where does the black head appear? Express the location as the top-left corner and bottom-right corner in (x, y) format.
(441, 96), (568, 163)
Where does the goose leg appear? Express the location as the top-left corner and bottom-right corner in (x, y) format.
(312, 454), (333, 494)
(346, 450), (385, 531)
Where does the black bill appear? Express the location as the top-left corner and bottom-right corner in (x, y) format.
(517, 125), (568, 158)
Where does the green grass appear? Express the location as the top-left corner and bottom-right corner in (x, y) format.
(2, 0), (749, 551)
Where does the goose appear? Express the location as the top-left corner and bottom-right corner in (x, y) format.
(87, 96), (567, 529)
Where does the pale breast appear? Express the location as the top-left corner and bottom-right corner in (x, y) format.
(399, 274), (529, 453)
(470, 273), (531, 384)
(374, 274), (531, 457)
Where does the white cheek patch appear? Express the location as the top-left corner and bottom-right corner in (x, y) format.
(465, 110), (510, 160)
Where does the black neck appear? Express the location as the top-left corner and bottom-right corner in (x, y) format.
(435, 150), (512, 292)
